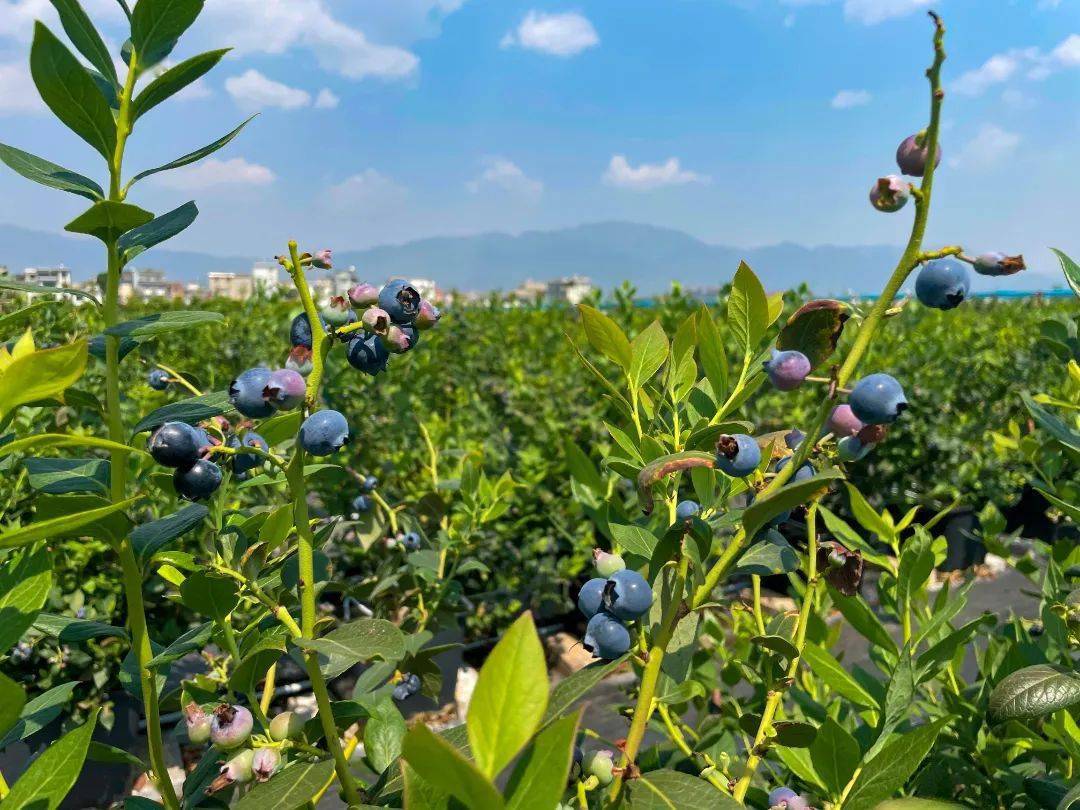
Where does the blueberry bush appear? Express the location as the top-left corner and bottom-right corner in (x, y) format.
(0, 3), (1077, 809)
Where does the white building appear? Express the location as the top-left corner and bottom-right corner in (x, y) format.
(251, 261), (280, 294)
(18, 266), (72, 289)
(547, 276), (594, 305)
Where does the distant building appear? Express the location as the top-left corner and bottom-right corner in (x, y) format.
(512, 279), (547, 303)
(208, 272), (254, 301)
(547, 275), (594, 305)
(118, 268), (183, 304)
(18, 265), (72, 289)
(251, 261), (280, 294)
(312, 267), (358, 303)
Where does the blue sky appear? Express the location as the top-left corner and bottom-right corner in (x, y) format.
(0, 0), (1077, 277)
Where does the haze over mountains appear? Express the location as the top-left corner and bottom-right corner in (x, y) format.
(0, 221), (1065, 295)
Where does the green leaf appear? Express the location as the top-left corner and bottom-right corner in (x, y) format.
(128, 116), (256, 188)
(0, 681), (78, 750)
(1060, 783), (1080, 810)
(866, 650), (915, 761)
(0, 433), (146, 460)
(842, 719), (947, 810)
(132, 390), (233, 435)
(402, 760), (451, 809)
(876, 801), (961, 809)
(119, 201), (199, 262)
(827, 590), (897, 658)
(751, 634), (799, 660)
(0, 142), (103, 201)
(146, 621), (212, 668)
(625, 769), (742, 809)
(33, 613), (128, 642)
(777, 299), (848, 370)
(629, 320), (669, 387)
(809, 717), (860, 796)
(0, 672), (26, 741)
(3, 709), (98, 810)
(229, 634), (286, 694)
(236, 464), (339, 490)
(1051, 248), (1080, 299)
(29, 22), (116, 160)
(0, 544), (52, 652)
(773, 720), (817, 747)
(24, 457), (109, 495)
(505, 710), (580, 810)
(578, 304), (632, 372)
(0, 302), (52, 334)
(845, 483), (894, 543)
(49, 0), (118, 86)
(303, 618), (407, 680)
(989, 664), (1080, 722)
(131, 0), (203, 67)
(696, 307), (728, 403)
(801, 642), (879, 709)
(735, 532), (799, 576)
(728, 260), (769, 357)
(610, 522), (659, 557)
(742, 468), (843, 540)
(130, 503), (209, 563)
(401, 723), (504, 810)
(0, 496), (138, 549)
(179, 572), (238, 623)
(0, 278), (100, 306)
(0, 339), (88, 422)
(133, 49), (228, 121)
(233, 759), (335, 810)
(87, 741), (146, 770)
(468, 611), (548, 779)
(105, 310), (224, 338)
(65, 200), (154, 243)
(542, 655), (629, 726)
(365, 697), (407, 774)
(1023, 392), (1080, 453)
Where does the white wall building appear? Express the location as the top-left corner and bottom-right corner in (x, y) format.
(18, 266), (72, 289)
(251, 261), (280, 294)
(547, 276), (594, 305)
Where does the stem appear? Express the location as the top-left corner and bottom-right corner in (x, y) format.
(732, 503), (821, 801)
(656, 703), (730, 793)
(260, 663), (277, 717)
(608, 553), (691, 802)
(751, 575), (766, 636)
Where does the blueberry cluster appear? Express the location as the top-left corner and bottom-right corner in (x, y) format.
(185, 703), (304, 792)
(577, 556), (653, 660)
(392, 672), (421, 701)
(147, 419), (271, 500)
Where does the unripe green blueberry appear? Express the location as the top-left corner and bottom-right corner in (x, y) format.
(221, 747), (255, 785)
(184, 702), (211, 745)
(582, 749), (615, 786)
(594, 549), (625, 578)
(251, 747), (281, 782)
(268, 710), (305, 741)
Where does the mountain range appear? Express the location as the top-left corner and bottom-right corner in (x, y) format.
(0, 220), (1066, 295)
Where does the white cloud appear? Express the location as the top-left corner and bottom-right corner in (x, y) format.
(500, 11), (598, 57)
(1052, 33), (1080, 67)
(602, 155), (709, 191)
(466, 157), (543, 198)
(328, 169), (408, 210)
(1001, 87), (1035, 109)
(842, 0), (933, 25)
(830, 89), (872, 109)
(0, 61), (44, 113)
(947, 124), (1021, 171)
(0, 0), (123, 42)
(314, 88), (340, 109)
(953, 34), (1080, 96)
(225, 69), (311, 110)
(153, 157), (275, 190)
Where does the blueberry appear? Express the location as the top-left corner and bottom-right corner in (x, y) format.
(348, 283), (379, 308)
(764, 349), (811, 390)
(577, 577), (606, 618)
(837, 435), (873, 461)
(784, 429), (805, 450)
(775, 455), (814, 483)
(604, 569), (653, 621)
(149, 421), (202, 468)
(382, 324), (413, 354)
(351, 494), (372, 515)
(974, 251), (1025, 277)
(268, 711), (305, 741)
(675, 500), (700, 520)
(849, 373), (907, 425)
(582, 613), (631, 660)
(594, 550), (625, 578)
(361, 475), (378, 492)
(290, 312), (315, 348)
(414, 300), (441, 330)
(148, 369), (170, 390)
(229, 367), (275, 418)
(915, 258), (970, 310)
(826, 404), (864, 438)
(378, 279), (421, 324)
(362, 307), (391, 335)
(184, 702), (211, 745)
(401, 532), (421, 551)
(346, 335), (390, 376)
(407, 673), (421, 690)
(286, 346), (314, 377)
(251, 748), (281, 782)
(767, 786), (810, 810)
(263, 368), (306, 411)
(320, 296), (354, 326)
(230, 431), (267, 475)
(209, 704), (253, 749)
(216, 749), (255, 787)
(581, 750), (615, 787)
(299, 410), (349, 456)
(715, 434), (761, 477)
(869, 175), (910, 212)
(896, 132), (941, 177)
(392, 683), (410, 701)
(174, 459), (223, 500)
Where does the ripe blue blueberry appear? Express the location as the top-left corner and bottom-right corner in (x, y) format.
(299, 410), (350, 456)
(148, 369), (170, 390)
(229, 367), (275, 418)
(896, 132), (941, 177)
(915, 258), (970, 310)
(849, 373), (907, 425)
(784, 429), (805, 450)
(229, 431), (267, 475)
(837, 435), (873, 461)
(346, 335), (390, 376)
(174, 459), (223, 500)
(401, 531), (421, 551)
(776, 455), (815, 483)
(582, 612), (631, 660)
(764, 349), (811, 390)
(290, 313), (315, 348)
(361, 475), (378, 492)
(392, 673), (420, 701)
(974, 251), (1025, 277)
(577, 577), (606, 618)
(675, 500), (700, 520)
(263, 368), (306, 411)
(869, 175), (910, 213)
(351, 494), (372, 514)
(378, 279), (421, 324)
(604, 569), (653, 621)
(715, 434), (761, 477)
(149, 421), (202, 468)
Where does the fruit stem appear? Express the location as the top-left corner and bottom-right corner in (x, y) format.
(286, 241), (330, 407)
(608, 551), (691, 801)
